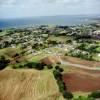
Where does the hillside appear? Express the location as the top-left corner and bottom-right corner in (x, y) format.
(0, 69), (64, 100)
(40, 55), (61, 65)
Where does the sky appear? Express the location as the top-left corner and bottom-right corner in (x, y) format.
(0, 0), (100, 18)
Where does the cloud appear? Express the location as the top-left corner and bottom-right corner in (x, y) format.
(0, 0), (15, 6)
(0, 0), (100, 18)
(45, 0), (81, 4)
(0, 0), (84, 7)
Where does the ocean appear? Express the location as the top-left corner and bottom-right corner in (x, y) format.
(0, 15), (98, 29)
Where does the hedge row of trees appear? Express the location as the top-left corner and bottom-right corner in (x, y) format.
(53, 65), (73, 99)
(53, 65), (100, 100)
(12, 61), (53, 70)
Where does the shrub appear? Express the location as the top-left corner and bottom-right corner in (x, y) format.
(0, 55), (10, 70)
(57, 62), (61, 65)
(47, 65), (53, 69)
(88, 91), (100, 99)
(0, 29), (2, 32)
(53, 70), (62, 80)
(19, 65), (24, 68)
(57, 80), (66, 92)
(63, 91), (73, 99)
(55, 65), (64, 72)
(58, 68), (64, 72)
(55, 65), (60, 70)
(25, 62), (33, 68)
(74, 96), (94, 100)
(13, 53), (19, 57)
(36, 63), (44, 70)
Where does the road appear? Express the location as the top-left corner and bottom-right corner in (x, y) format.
(58, 56), (100, 71)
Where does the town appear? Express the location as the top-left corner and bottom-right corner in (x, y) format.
(0, 23), (100, 100)
(0, 23), (100, 62)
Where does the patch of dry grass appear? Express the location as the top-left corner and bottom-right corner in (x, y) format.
(0, 69), (64, 100)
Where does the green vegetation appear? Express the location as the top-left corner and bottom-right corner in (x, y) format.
(0, 23), (100, 99)
(66, 42), (100, 61)
(53, 65), (73, 99)
(0, 55), (10, 70)
(88, 91), (100, 99)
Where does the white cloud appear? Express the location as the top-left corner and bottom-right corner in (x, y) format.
(0, 0), (100, 18)
(0, 0), (83, 7)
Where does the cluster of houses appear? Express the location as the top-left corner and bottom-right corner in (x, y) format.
(0, 24), (99, 60)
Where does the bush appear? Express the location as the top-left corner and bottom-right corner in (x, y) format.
(74, 96), (94, 100)
(19, 65), (24, 68)
(88, 91), (100, 99)
(55, 65), (60, 70)
(58, 68), (64, 72)
(53, 70), (62, 80)
(0, 56), (10, 70)
(57, 62), (61, 65)
(13, 53), (19, 57)
(63, 91), (73, 99)
(53, 66), (73, 99)
(25, 62), (33, 68)
(57, 80), (66, 92)
(55, 65), (64, 72)
(47, 65), (53, 69)
(36, 63), (44, 70)
(0, 29), (2, 32)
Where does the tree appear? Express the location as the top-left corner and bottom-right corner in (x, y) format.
(55, 65), (60, 70)
(36, 63), (44, 70)
(66, 39), (72, 44)
(47, 65), (53, 69)
(73, 96), (94, 100)
(0, 56), (10, 70)
(55, 65), (64, 72)
(63, 91), (73, 99)
(0, 29), (2, 32)
(53, 70), (62, 80)
(88, 91), (100, 99)
(58, 68), (64, 72)
(57, 80), (66, 92)
(25, 62), (33, 68)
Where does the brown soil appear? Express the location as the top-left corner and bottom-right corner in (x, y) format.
(63, 72), (100, 92)
(41, 55), (100, 67)
(40, 55), (61, 65)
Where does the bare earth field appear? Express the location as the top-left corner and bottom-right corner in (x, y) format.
(63, 69), (100, 92)
(61, 56), (100, 67)
(0, 69), (64, 100)
(61, 56), (100, 92)
(40, 55), (100, 92)
(41, 55), (61, 65)
(63, 72), (100, 92)
(0, 55), (100, 100)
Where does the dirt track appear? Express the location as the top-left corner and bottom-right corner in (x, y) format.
(61, 56), (100, 68)
(61, 56), (100, 92)
(41, 55), (100, 70)
(40, 55), (100, 92)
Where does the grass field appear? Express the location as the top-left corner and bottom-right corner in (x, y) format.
(48, 35), (72, 43)
(0, 69), (64, 100)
